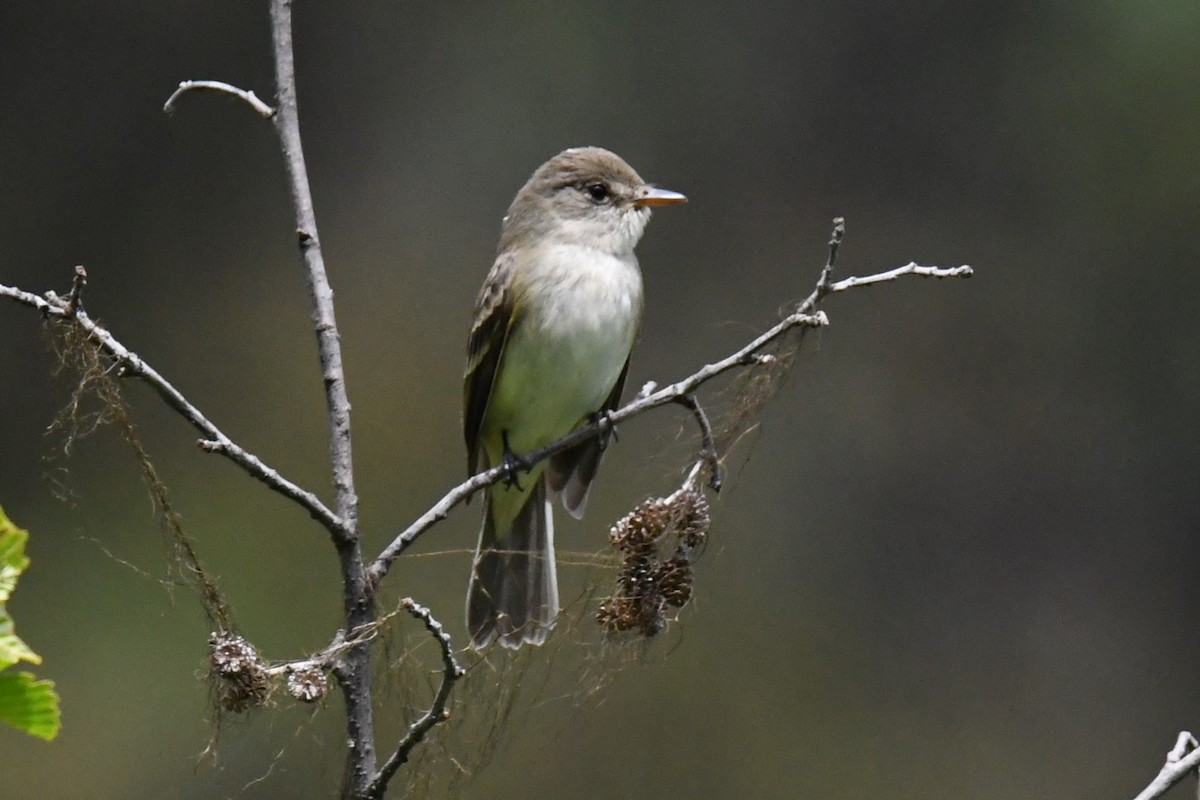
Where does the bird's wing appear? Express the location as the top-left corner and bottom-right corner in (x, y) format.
(546, 353), (631, 519)
(464, 251), (518, 476)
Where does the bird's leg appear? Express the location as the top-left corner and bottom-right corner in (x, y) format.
(500, 430), (531, 490)
(588, 409), (619, 450)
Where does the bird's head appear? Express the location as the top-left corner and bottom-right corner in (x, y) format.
(501, 146), (686, 256)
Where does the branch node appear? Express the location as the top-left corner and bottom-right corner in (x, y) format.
(816, 216), (846, 295)
(1132, 730), (1200, 800)
(1168, 732), (1198, 763)
(65, 265), (88, 315)
(741, 352), (777, 366)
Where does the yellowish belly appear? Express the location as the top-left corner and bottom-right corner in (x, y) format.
(482, 245), (642, 463)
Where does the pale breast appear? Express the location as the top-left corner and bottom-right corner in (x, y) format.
(483, 243), (643, 458)
(529, 243), (643, 337)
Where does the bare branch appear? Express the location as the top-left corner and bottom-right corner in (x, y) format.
(0, 277), (342, 533)
(369, 249), (972, 586)
(163, 80), (276, 118)
(366, 306), (829, 585)
(265, 0), (374, 792)
(268, 1), (359, 539)
(367, 598), (464, 800)
(0, 282), (53, 314)
(673, 394), (723, 491)
(1132, 732), (1200, 800)
(828, 262), (974, 292)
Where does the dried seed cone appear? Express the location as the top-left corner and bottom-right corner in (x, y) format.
(210, 632), (270, 712)
(287, 665), (330, 703)
(600, 485), (711, 638)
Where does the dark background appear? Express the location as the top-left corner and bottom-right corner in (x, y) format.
(2, 1), (1199, 798)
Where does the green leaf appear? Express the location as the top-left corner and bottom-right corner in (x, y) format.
(0, 505), (38, 670)
(0, 620), (40, 670)
(0, 672), (61, 740)
(0, 503), (31, 605)
(0, 504), (60, 739)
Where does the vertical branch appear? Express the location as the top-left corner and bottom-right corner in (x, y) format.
(267, 0), (375, 794)
(267, 0), (358, 537)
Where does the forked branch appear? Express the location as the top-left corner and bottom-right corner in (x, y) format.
(1131, 732), (1200, 800)
(367, 599), (464, 799)
(0, 279), (341, 533)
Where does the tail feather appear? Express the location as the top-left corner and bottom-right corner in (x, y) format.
(467, 477), (559, 649)
(546, 435), (606, 520)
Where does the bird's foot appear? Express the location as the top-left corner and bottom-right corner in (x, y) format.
(500, 431), (531, 490)
(589, 409), (619, 449)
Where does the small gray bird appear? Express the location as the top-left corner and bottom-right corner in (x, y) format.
(464, 147), (686, 648)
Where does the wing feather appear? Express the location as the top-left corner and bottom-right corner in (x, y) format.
(464, 252), (518, 476)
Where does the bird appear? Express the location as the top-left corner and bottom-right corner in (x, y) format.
(463, 146), (686, 649)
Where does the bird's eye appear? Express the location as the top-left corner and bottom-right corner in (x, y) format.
(583, 182), (610, 203)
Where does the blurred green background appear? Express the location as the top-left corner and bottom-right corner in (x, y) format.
(3, 1), (1199, 797)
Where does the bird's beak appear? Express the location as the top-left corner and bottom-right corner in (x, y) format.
(634, 185), (688, 207)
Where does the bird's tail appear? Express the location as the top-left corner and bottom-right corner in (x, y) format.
(467, 476), (559, 649)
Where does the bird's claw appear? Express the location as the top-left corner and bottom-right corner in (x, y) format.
(500, 431), (530, 490)
(589, 410), (619, 450)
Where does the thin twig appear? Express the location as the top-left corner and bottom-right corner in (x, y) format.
(0, 279), (343, 532)
(65, 265), (87, 315)
(367, 599), (464, 800)
(1132, 732), (1200, 800)
(815, 216), (845, 296)
(163, 80), (276, 118)
(263, 598), (421, 680)
(827, 262), (973, 292)
(674, 395), (723, 491)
